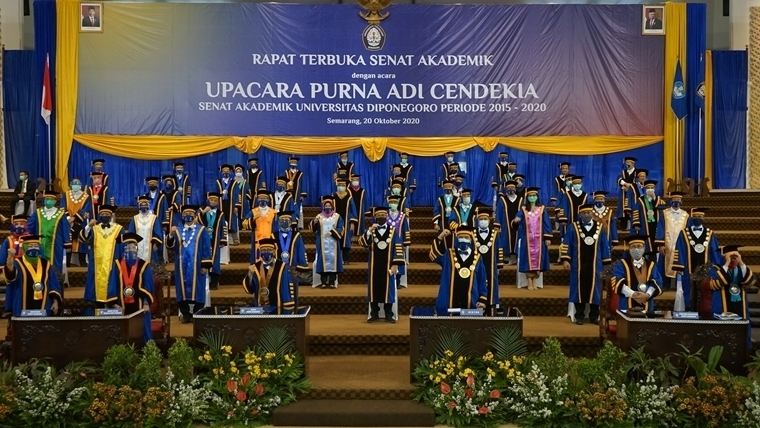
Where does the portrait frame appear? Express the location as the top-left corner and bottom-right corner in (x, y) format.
(79, 2), (103, 33)
(642, 5), (665, 36)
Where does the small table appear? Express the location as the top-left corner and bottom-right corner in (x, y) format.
(616, 310), (750, 375)
(408, 307), (523, 380)
(193, 306), (310, 374)
(12, 310), (145, 367)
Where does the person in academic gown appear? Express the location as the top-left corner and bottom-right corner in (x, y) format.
(655, 192), (689, 292)
(430, 226), (488, 315)
(447, 189), (477, 229)
(128, 195), (164, 264)
(398, 153), (416, 194)
(64, 177), (90, 267)
(495, 181), (523, 265)
(472, 208), (503, 315)
(246, 158), (264, 212)
(311, 195), (344, 288)
(80, 205), (124, 313)
(495, 152), (510, 186)
(332, 177), (357, 264)
(631, 180), (667, 259)
(561, 204), (612, 325)
(617, 157), (638, 230)
(157, 175), (182, 235)
(243, 238), (295, 311)
(1, 216), (29, 314)
(513, 188), (553, 290)
(216, 164), (239, 243)
(231, 164), (249, 246)
(83, 172), (113, 219)
(433, 181), (458, 244)
(3, 235), (62, 316)
(273, 211), (309, 272)
(242, 190), (277, 264)
(271, 176), (296, 221)
(359, 207), (405, 323)
(27, 191), (71, 282)
(285, 156), (307, 229)
(589, 191), (619, 254)
(386, 195), (411, 287)
(674, 208), (722, 311)
(349, 174), (367, 236)
(612, 235), (663, 311)
(143, 176), (162, 221)
(558, 176), (589, 239)
(107, 233), (155, 344)
(441, 151), (459, 182)
(199, 193), (228, 290)
(171, 162), (192, 205)
(166, 205), (212, 323)
(336, 151), (355, 181)
(708, 245), (756, 350)
(91, 159), (110, 187)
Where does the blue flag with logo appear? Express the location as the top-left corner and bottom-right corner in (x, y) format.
(694, 52), (706, 110)
(671, 59), (688, 119)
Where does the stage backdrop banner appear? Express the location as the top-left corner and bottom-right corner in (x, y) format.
(75, 3), (663, 138)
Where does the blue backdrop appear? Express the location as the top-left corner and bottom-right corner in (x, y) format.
(712, 50), (748, 189)
(33, 0), (57, 181)
(2, 50), (38, 183)
(683, 3), (706, 182)
(69, 141), (663, 208)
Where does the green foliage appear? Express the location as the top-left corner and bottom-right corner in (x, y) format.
(131, 341), (163, 390)
(196, 329), (229, 354)
(532, 337), (568, 381)
(488, 326), (527, 361)
(676, 345), (727, 382)
(101, 344), (140, 386)
(746, 350), (760, 382)
(256, 325), (296, 356)
(625, 346), (681, 388)
(433, 328), (470, 360)
(166, 338), (195, 383)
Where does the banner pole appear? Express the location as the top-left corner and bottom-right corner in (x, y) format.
(47, 121), (52, 184)
(697, 109), (703, 193)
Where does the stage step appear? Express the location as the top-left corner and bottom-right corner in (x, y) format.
(273, 399), (435, 426)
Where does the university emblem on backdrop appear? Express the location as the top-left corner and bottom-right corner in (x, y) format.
(696, 82), (706, 101)
(358, 0), (391, 51)
(672, 80), (685, 99)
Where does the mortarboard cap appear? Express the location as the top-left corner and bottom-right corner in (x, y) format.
(119, 232), (143, 245)
(721, 245), (741, 255)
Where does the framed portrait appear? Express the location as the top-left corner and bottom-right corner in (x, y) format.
(642, 5), (665, 36)
(80, 2), (103, 33)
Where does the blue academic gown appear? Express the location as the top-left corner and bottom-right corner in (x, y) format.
(561, 221), (611, 305)
(310, 213), (345, 274)
(473, 227), (503, 309)
(243, 260), (295, 311)
(709, 264), (755, 350)
(166, 224), (212, 304)
(4, 257), (62, 316)
(273, 229), (309, 271)
(495, 194), (523, 259)
(358, 224), (405, 304)
(216, 178), (240, 234)
(80, 224), (125, 310)
(157, 190), (181, 231)
(198, 209), (228, 275)
(430, 239), (488, 315)
(674, 223), (721, 309)
(433, 195), (459, 231)
(386, 210), (411, 278)
(127, 214), (165, 263)
(27, 208), (71, 274)
(631, 196), (667, 254)
(172, 174), (192, 205)
(0, 237), (23, 313)
(107, 258), (155, 344)
(612, 258), (663, 311)
(514, 206), (553, 273)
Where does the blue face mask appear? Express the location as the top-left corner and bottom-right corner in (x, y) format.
(572, 184), (582, 191)
(165, 183), (174, 191)
(276, 185), (285, 192)
(324, 207), (333, 214)
(25, 248), (40, 258)
(595, 201), (605, 208)
(175, 170), (184, 176)
(100, 216), (111, 224)
(183, 215), (194, 223)
(12, 226), (25, 235)
(444, 190), (453, 195)
(259, 200), (269, 207)
(692, 218), (704, 227)
(261, 252), (274, 262)
(222, 173), (230, 178)
(456, 241), (471, 252)
(125, 251), (138, 263)
(506, 190), (516, 195)
(671, 202), (681, 209)
(71, 184), (82, 192)
(279, 220), (291, 231)
(139, 206), (149, 213)
(527, 196), (538, 203)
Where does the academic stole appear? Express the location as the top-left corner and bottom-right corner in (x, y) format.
(258, 264), (275, 306)
(120, 259), (139, 304)
(23, 258), (44, 300)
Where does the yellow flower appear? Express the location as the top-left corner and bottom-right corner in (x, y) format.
(434, 376), (441, 383)
(230, 367), (239, 374)
(487, 368), (496, 377)
(482, 352), (494, 362)
(230, 361), (236, 367)
(198, 355), (204, 362)
(265, 352), (277, 360)
(203, 354), (212, 362)
(444, 350), (454, 357)
(429, 374), (434, 380)
(221, 345), (232, 355)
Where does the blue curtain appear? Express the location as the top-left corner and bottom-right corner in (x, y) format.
(712, 50), (748, 189)
(2, 50), (38, 183)
(33, 0), (57, 181)
(683, 3), (707, 181)
(69, 141), (663, 208)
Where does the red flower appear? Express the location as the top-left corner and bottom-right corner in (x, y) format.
(478, 406), (489, 414)
(447, 401), (457, 409)
(240, 373), (252, 387)
(440, 382), (451, 394)
(226, 379), (238, 393)
(466, 374), (475, 387)
(236, 390), (247, 402)
(227, 410), (235, 416)
(254, 383), (265, 397)
(490, 389), (500, 399)
(251, 409), (260, 416)
(465, 389), (474, 398)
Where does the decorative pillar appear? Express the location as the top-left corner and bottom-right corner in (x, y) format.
(749, 8), (760, 188)
(0, 5), (8, 189)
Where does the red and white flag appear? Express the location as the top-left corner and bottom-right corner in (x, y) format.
(41, 53), (52, 125)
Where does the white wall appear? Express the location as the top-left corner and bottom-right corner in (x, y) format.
(0, 0), (25, 50)
(731, 0), (760, 50)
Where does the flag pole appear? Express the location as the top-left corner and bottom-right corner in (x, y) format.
(697, 108), (703, 194)
(47, 121), (52, 184)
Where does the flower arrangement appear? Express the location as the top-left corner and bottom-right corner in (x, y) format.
(413, 329), (760, 428)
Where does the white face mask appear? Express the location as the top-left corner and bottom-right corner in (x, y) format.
(463, 197), (471, 205)
(400, 159), (408, 165)
(446, 157), (454, 162)
(500, 160), (507, 166)
(389, 203), (399, 211)
(337, 186), (346, 192)
(392, 188), (401, 195)
(646, 189), (655, 196)
(235, 172), (243, 178)
(351, 180), (359, 187)
(478, 219), (489, 229)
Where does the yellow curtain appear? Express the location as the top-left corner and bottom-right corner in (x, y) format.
(663, 2), (687, 186)
(704, 49), (714, 183)
(72, 134), (663, 162)
(56, 0), (79, 191)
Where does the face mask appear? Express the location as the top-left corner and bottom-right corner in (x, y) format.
(100, 216), (111, 224)
(572, 184), (582, 191)
(341, 158), (348, 164)
(290, 165), (298, 170)
(580, 214), (593, 224)
(389, 203), (398, 211)
(261, 252), (274, 263)
(376, 217), (387, 225)
(455, 181), (463, 187)
(447, 157), (454, 163)
(478, 219), (489, 229)
(506, 190), (516, 196)
(444, 190), (453, 196)
(692, 218), (704, 227)
(646, 189), (655, 195)
(148, 185), (158, 191)
(337, 186), (346, 192)
(629, 248), (644, 259)
(25, 248), (40, 259)
(259, 201), (269, 207)
(235, 172), (243, 178)
(392, 188), (401, 195)
(626, 163), (634, 170)
(401, 159), (408, 165)
(175, 170), (184, 176)
(456, 241), (471, 252)
(19, 175), (26, 181)
(463, 197), (471, 205)
(139, 206), (149, 214)
(12, 226), (25, 235)
(222, 173), (230, 179)
(595, 201), (605, 208)
(351, 180), (359, 187)
(71, 184), (82, 192)
(671, 202), (681, 210)
(250, 163), (258, 169)
(500, 160), (507, 165)
(516, 182), (524, 188)
(165, 183), (174, 191)
(183, 215), (194, 223)
(527, 196), (538, 203)
(276, 185), (285, 192)
(44, 199), (56, 208)
(125, 251), (138, 262)
(209, 203), (218, 209)
(279, 220), (291, 230)
(324, 207), (333, 214)
(392, 170), (400, 176)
